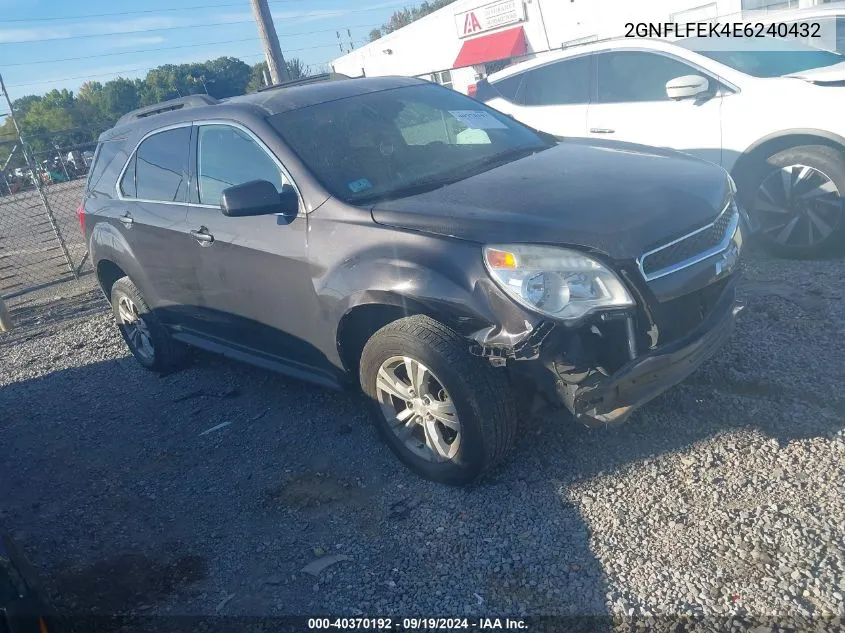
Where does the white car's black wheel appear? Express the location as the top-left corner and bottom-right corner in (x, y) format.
(110, 276), (186, 372)
(746, 145), (845, 258)
(359, 315), (517, 485)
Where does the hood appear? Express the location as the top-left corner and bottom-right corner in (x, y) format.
(785, 61), (845, 84)
(371, 139), (731, 260)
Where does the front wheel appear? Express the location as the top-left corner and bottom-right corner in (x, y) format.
(743, 145), (845, 258)
(359, 315), (518, 485)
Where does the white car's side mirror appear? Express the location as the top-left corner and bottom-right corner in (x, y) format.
(666, 75), (710, 100)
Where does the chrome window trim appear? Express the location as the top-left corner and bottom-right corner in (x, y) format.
(637, 199), (739, 282)
(115, 121), (194, 205)
(114, 119), (307, 217)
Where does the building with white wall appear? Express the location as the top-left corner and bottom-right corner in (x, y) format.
(332, 0), (835, 94)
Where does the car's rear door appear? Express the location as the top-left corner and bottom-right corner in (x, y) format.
(586, 50), (723, 166)
(488, 54), (593, 138)
(184, 122), (331, 378)
(115, 125), (201, 325)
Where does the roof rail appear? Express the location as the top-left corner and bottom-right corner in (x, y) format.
(256, 72), (351, 92)
(115, 94), (218, 127)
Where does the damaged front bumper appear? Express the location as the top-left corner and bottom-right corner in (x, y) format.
(569, 290), (743, 425)
(479, 276), (743, 427)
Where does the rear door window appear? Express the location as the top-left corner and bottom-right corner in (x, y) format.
(520, 56), (592, 106)
(196, 124), (288, 206)
(132, 126), (192, 202)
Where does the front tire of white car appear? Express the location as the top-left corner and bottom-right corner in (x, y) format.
(742, 145), (845, 258)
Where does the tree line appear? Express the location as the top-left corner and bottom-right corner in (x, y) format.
(0, 56), (315, 171)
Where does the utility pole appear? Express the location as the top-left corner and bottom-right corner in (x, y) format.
(249, 0), (291, 84)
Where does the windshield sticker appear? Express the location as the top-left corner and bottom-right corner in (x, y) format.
(448, 110), (508, 130)
(347, 178), (373, 193)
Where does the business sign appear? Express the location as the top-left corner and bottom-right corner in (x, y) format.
(455, 0), (526, 39)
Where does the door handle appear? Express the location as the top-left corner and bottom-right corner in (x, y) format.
(119, 213), (134, 227)
(190, 227), (214, 246)
(590, 128), (615, 134)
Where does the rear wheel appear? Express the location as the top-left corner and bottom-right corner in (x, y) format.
(359, 315), (517, 485)
(743, 145), (845, 258)
(110, 276), (186, 372)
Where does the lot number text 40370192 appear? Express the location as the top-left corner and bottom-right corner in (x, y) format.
(307, 617), (528, 630)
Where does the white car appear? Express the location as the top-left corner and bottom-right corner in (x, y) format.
(756, 3), (845, 54)
(478, 36), (845, 257)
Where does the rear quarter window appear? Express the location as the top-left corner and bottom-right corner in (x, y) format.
(86, 140), (126, 195)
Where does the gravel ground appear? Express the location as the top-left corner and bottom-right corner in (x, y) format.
(1, 250), (843, 630)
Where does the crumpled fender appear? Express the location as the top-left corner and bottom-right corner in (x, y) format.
(468, 320), (556, 362)
(317, 244), (548, 365)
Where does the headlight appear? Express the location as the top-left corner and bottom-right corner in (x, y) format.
(483, 244), (635, 322)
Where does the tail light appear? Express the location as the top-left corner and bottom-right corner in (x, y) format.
(467, 83), (478, 98)
(76, 204), (85, 234)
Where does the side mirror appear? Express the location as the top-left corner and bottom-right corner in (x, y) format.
(665, 75), (710, 100)
(220, 180), (299, 218)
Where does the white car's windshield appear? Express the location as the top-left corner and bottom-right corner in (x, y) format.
(680, 36), (845, 77)
(270, 83), (552, 204)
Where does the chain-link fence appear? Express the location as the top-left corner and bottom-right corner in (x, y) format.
(0, 130), (94, 306)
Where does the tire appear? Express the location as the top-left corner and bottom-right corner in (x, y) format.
(740, 145), (845, 258)
(359, 315), (517, 485)
(110, 276), (186, 372)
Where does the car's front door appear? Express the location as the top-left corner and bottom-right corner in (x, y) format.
(492, 54), (592, 138)
(116, 125), (202, 326)
(586, 50), (724, 166)
(184, 122), (331, 378)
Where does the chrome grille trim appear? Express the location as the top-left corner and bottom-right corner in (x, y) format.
(638, 200), (740, 282)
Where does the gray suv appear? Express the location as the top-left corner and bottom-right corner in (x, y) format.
(80, 76), (745, 484)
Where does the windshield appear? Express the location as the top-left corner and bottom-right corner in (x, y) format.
(680, 36), (845, 77)
(270, 83), (552, 203)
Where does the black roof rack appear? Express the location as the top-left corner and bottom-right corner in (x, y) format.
(256, 72), (351, 93)
(115, 94), (218, 127)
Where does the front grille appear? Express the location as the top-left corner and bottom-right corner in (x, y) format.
(656, 277), (730, 343)
(640, 203), (736, 279)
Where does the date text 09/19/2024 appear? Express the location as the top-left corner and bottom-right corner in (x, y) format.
(307, 617), (528, 630)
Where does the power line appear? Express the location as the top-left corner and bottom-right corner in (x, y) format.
(1, 2), (412, 43)
(3, 23), (381, 68)
(0, 0), (318, 23)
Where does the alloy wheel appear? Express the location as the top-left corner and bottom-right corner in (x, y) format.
(374, 356), (461, 462)
(117, 295), (155, 363)
(754, 164), (843, 249)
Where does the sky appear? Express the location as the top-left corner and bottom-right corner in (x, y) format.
(0, 0), (405, 101)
